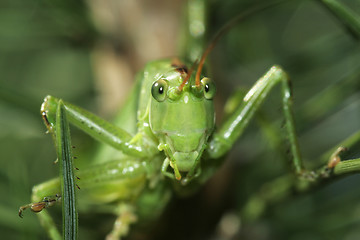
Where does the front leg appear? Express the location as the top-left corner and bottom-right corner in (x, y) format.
(206, 66), (360, 183)
(41, 95), (151, 158)
(19, 156), (150, 240)
(19, 178), (62, 240)
(207, 66), (304, 174)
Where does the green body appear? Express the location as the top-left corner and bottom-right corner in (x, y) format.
(17, 1), (360, 240)
(76, 58), (216, 212)
(32, 58), (217, 226)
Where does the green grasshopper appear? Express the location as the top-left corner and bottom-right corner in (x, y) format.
(18, 0), (360, 239)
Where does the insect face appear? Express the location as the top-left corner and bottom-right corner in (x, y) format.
(149, 71), (215, 174)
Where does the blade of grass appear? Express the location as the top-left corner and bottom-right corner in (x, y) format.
(56, 100), (78, 240)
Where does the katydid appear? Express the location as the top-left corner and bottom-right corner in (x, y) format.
(18, 0), (360, 239)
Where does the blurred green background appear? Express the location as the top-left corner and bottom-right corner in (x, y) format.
(0, 0), (359, 239)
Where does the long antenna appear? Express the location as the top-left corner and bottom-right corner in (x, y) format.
(195, 0), (289, 87)
(178, 60), (198, 91)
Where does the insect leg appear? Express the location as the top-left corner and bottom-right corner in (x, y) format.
(207, 66), (360, 183)
(19, 156), (151, 239)
(41, 95), (150, 158)
(18, 178), (62, 240)
(207, 66), (305, 175)
(105, 204), (137, 240)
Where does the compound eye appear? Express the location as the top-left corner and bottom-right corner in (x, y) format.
(201, 78), (215, 99)
(151, 79), (168, 102)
